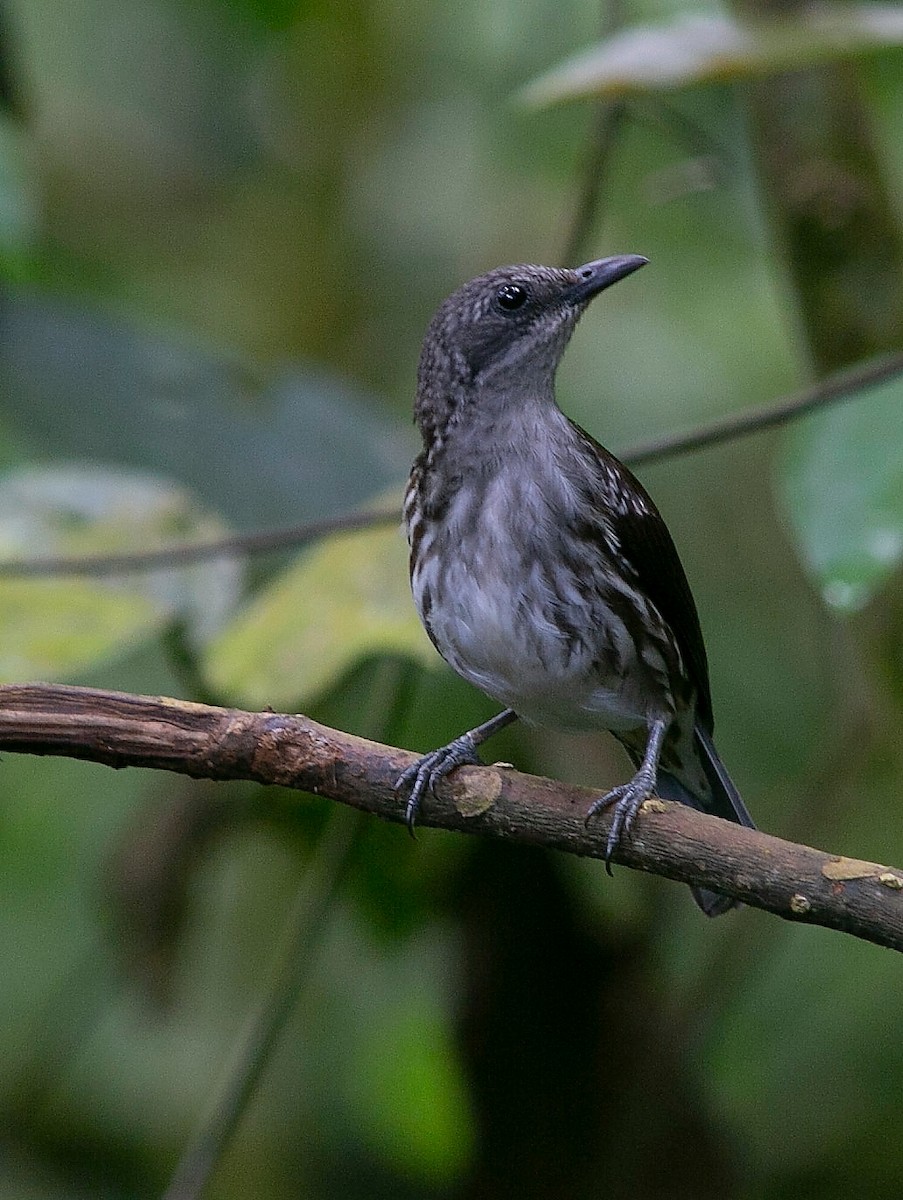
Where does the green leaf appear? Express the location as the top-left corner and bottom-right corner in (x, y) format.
(521, 5), (903, 106)
(0, 289), (413, 530)
(0, 578), (158, 681)
(205, 520), (438, 708)
(0, 464), (243, 677)
(779, 374), (903, 613)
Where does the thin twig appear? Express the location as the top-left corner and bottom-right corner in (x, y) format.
(0, 350), (900, 579)
(1, 683), (902, 953)
(623, 349), (903, 466)
(560, 0), (628, 265)
(0, 507), (398, 578)
(624, 348), (903, 463)
(162, 806), (361, 1200)
(561, 100), (626, 265)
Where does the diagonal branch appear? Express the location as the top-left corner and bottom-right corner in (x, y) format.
(1, 682), (901, 951)
(624, 348), (903, 466)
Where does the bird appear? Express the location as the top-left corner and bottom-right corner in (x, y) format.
(395, 255), (754, 915)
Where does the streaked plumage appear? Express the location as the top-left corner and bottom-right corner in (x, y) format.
(398, 257), (753, 915)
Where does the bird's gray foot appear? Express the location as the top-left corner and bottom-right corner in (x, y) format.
(395, 734), (481, 836)
(584, 765), (657, 875)
(395, 708), (518, 837)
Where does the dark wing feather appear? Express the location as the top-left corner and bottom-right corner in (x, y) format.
(570, 421), (714, 731)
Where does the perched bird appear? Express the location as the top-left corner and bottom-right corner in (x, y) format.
(396, 256), (753, 915)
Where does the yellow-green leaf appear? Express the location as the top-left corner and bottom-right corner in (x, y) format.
(0, 579), (159, 680)
(0, 465), (242, 678)
(205, 523), (438, 709)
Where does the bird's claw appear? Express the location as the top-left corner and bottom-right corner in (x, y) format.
(395, 733), (481, 836)
(584, 770), (656, 875)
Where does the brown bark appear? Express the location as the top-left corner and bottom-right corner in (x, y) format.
(1, 681), (901, 950)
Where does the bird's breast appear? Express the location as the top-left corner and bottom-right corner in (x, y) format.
(409, 466), (669, 732)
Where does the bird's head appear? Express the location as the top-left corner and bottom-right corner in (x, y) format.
(417, 256), (648, 405)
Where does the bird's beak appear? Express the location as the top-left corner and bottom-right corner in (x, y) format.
(567, 254), (648, 303)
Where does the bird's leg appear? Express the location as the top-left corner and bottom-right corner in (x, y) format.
(585, 715), (669, 873)
(395, 708), (519, 836)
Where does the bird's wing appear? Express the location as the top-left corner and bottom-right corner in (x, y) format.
(570, 421), (714, 730)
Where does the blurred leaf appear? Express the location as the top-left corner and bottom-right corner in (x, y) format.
(521, 6), (903, 106)
(0, 465), (243, 674)
(0, 289), (413, 529)
(205, 521), (438, 708)
(0, 577), (156, 681)
(779, 374), (903, 613)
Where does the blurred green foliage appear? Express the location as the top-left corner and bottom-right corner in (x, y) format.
(781, 374), (903, 613)
(1, 1), (903, 1198)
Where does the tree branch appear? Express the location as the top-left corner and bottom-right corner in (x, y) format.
(2, 682), (901, 951)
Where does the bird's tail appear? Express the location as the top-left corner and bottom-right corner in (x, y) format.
(693, 723), (755, 829)
(655, 724), (754, 918)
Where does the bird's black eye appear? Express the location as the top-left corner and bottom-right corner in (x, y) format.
(496, 283), (528, 311)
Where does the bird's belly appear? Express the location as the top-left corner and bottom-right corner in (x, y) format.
(424, 568), (649, 734)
